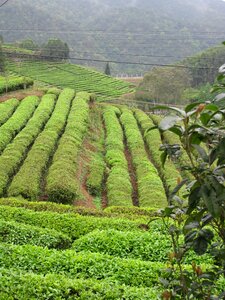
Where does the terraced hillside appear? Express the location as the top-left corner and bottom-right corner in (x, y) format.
(0, 89), (185, 209)
(6, 60), (133, 100)
(1, 90), (225, 299)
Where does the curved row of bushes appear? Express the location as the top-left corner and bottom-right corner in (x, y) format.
(134, 109), (181, 195)
(0, 268), (160, 299)
(120, 109), (166, 208)
(103, 106), (133, 206)
(0, 94), (57, 196)
(0, 95), (39, 153)
(7, 89), (75, 199)
(0, 76), (33, 94)
(0, 243), (164, 287)
(0, 98), (19, 126)
(0, 205), (147, 239)
(46, 92), (91, 204)
(0, 220), (71, 249)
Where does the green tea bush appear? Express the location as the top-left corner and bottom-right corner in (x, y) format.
(47, 87), (61, 95)
(0, 268), (160, 299)
(0, 205), (146, 239)
(0, 94), (57, 196)
(134, 109), (181, 194)
(73, 229), (171, 261)
(0, 76), (33, 94)
(0, 243), (164, 287)
(120, 109), (166, 207)
(0, 220), (71, 249)
(0, 95), (39, 153)
(86, 152), (105, 196)
(46, 92), (90, 204)
(8, 89), (75, 199)
(0, 98), (19, 126)
(103, 106), (132, 206)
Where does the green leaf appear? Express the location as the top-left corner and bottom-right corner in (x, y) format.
(159, 116), (182, 131)
(168, 126), (183, 137)
(150, 105), (187, 117)
(187, 186), (201, 214)
(185, 102), (203, 113)
(193, 236), (208, 255)
(192, 145), (208, 162)
(160, 151), (168, 169)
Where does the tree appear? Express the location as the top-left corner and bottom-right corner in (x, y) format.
(40, 38), (70, 61)
(149, 58), (225, 299)
(104, 62), (111, 76)
(15, 39), (38, 51)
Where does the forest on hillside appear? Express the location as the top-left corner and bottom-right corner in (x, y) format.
(0, 0), (225, 74)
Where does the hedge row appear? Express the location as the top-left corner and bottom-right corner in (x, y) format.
(120, 109), (166, 208)
(0, 220), (71, 249)
(0, 243), (164, 287)
(0, 268), (160, 299)
(73, 228), (171, 262)
(8, 89), (75, 199)
(0, 205), (149, 239)
(73, 228), (212, 265)
(86, 152), (105, 196)
(46, 92), (90, 204)
(103, 106), (132, 206)
(0, 98), (19, 126)
(0, 95), (39, 153)
(134, 109), (181, 195)
(0, 94), (57, 196)
(86, 106), (106, 197)
(0, 198), (153, 220)
(0, 76), (33, 94)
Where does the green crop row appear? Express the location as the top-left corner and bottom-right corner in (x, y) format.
(0, 268), (160, 299)
(7, 89), (75, 199)
(134, 109), (181, 195)
(0, 198), (153, 221)
(0, 205), (148, 239)
(86, 152), (106, 196)
(7, 60), (132, 100)
(46, 92), (90, 204)
(120, 109), (167, 208)
(0, 243), (164, 287)
(0, 98), (19, 126)
(0, 94), (57, 197)
(103, 106), (133, 206)
(0, 96), (39, 154)
(0, 219), (71, 249)
(0, 76), (33, 94)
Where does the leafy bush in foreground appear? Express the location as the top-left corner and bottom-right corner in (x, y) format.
(0, 98), (19, 126)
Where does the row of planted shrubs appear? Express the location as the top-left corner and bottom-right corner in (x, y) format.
(134, 109), (181, 195)
(103, 106), (133, 206)
(0, 219), (71, 249)
(7, 88), (75, 199)
(0, 76), (33, 94)
(0, 243), (164, 287)
(0, 95), (40, 154)
(0, 98), (19, 126)
(120, 108), (166, 208)
(46, 91), (91, 204)
(0, 268), (160, 299)
(0, 94), (57, 197)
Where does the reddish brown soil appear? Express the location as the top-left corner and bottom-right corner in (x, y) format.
(0, 89), (44, 102)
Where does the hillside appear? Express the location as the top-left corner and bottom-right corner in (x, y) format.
(136, 44), (225, 103)
(1, 0), (225, 74)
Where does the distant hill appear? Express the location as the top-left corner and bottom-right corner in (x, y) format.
(136, 44), (225, 104)
(1, 0), (225, 74)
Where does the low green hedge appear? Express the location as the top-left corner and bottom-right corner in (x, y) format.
(0, 268), (160, 299)
(0, 98), (19, 126)
(0, 205), (148, 239)
(0, 243), (164, 287)
(73, 229), (171, 262)
(0, 219), (71, 249)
